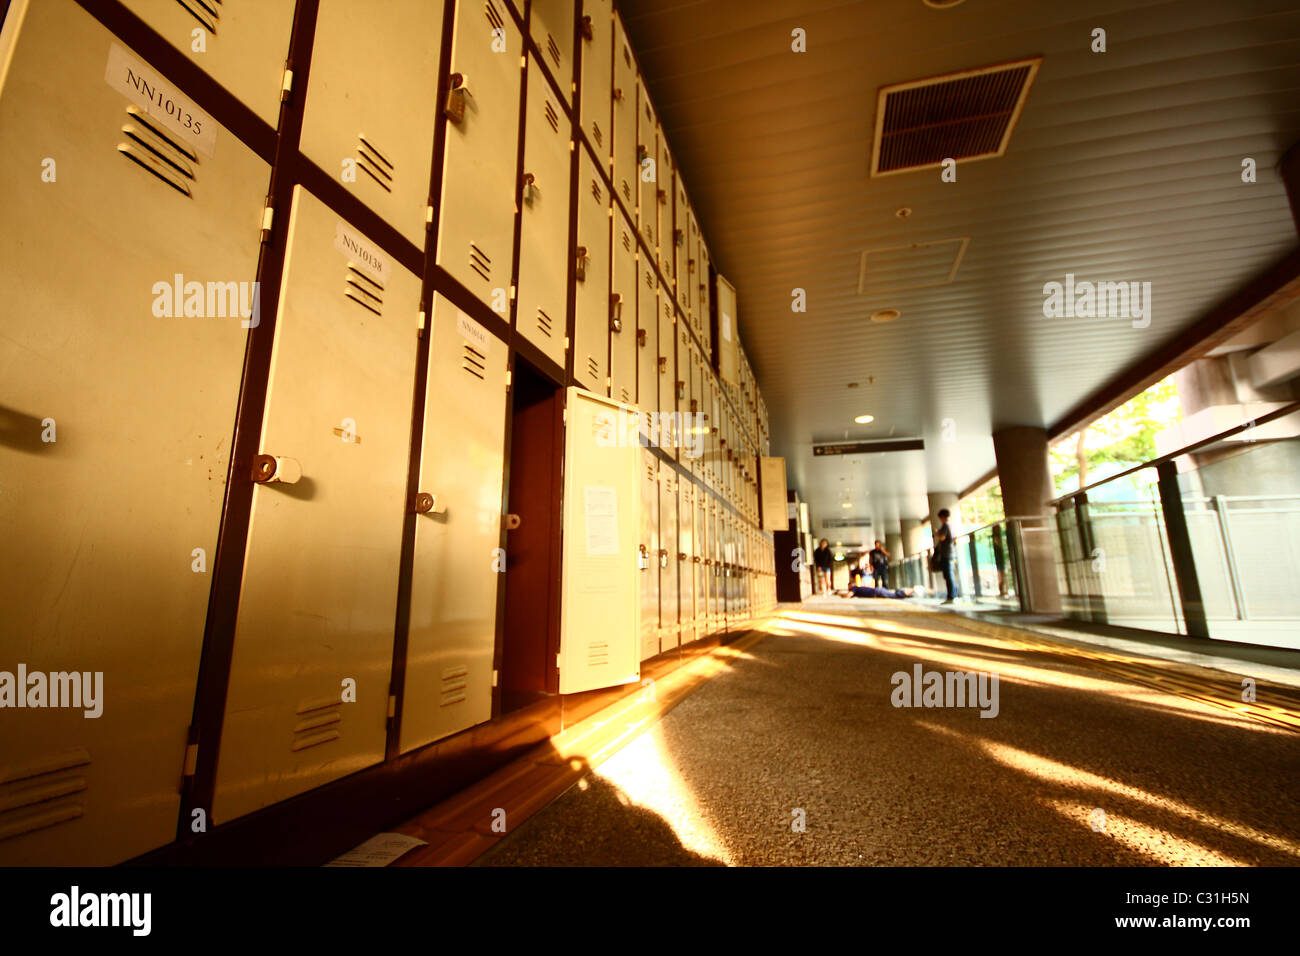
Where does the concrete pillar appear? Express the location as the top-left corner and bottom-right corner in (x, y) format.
(992, 425), (1062, 613)
(901, 518), (926, 556)
(885, 531), (904, 561)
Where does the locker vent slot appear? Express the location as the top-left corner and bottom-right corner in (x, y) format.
(462, 343), (487, 380)
(546, 34), (561, 68)
(644, 271), (655, 291)
(872, 58), (1039, 175)
(356, 135), (395, 192)
(591, 123), (603, 148)
(484, 1), (505, 32)
(345, 264), (385, 317)
(175, 0), (220, 34)
(586, 356), (599, 380)
(620, 387), (632, 403)
(544, 100), (559, 133)
(440, 666), (470, 707)
(622, 230), (632, 253)
(623, 45), (632, 68)
(586, 642), (609, 667)
(590, 180), (602, 204)
(0, 748), (90, 843)
(292, 697), (342, 752)
(536, 307), (554, 338)
(622, 180), (632, 202)
(118, 106), (197, 198)
(469, 243), (492, 282)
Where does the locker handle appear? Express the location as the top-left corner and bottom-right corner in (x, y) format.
(674, 229), (684, 247)
(251, 454), (302, 484)
(610, 293), (623, 331)
(580, 15), (593, 41)
(678, 552), (688, 561)
(676, 381), (686, 400)
(637, 329), (647, 347)
(522, 172), (539, 203)
(659, 549), (669, 568)
(505, 513), (522, 531)
(444, 73), (471, 124)
(658, 357), (667, 374)
(613, 87), (624, 101)
(412, 492), (447, 515)
(575, 246), (589, 282)
(639, 544), (650, 570)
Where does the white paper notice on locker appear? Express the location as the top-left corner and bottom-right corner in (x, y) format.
(584, 485), (619, 556)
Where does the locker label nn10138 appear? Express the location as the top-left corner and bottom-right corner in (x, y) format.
(105, 42), (216, 157)
(334, 220), (389, 282)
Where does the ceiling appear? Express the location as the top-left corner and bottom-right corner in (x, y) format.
(618, 0), (1300, 534)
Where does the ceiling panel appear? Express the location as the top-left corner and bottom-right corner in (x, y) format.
(618, 0), (1300, 532)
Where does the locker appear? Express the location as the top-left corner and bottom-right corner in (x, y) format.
(636, 81), (658, 250)
(577, 0), (612, 165)
(657, 297), (678, 458)
(699, 241), (713, 355)
(573, 145), (611, 393)
(675, 325), (691, 472)
(0, 0), (268, 865)
(436, 0), (521, 312)
(611, 15), (639, 212)
(516, 57), (570, 368)
(530, 0), (575, 105)
(400, 294), (507, 753)
(686, 209), (701, 327)
(695, 485), (709, 636)
(118, 0), (294, 127)
(639, 451), (660, 661)
(215, 186), (421, 823)
(559, 388), (640, 694)
(709, 500), (722, 629)
(299, 0), (443, 248)
(716, 272), (739, 385)
(677, 482), (695, 646)
(636, 259), (659, 438)
(610, 206), (638, 406)
(673, 181), (690, 315)
(687, 342), (705, 475)
(657, 134), (676, 285)
(658, 469), (679, 652)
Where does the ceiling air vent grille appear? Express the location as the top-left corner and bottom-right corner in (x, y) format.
(870, 57), (1040, 177)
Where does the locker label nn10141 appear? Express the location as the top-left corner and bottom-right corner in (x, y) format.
(456, 311), (491, 352)
(105, 42), (215, 157)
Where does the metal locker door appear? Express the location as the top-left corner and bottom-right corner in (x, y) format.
(635, 261), (659, 434)
(299, 0), (443, 249)
(610, 207), (638, 406)
(0, 0), (268, 865)
(578, 0), (612, 166)
(559, 388), (640, 694)
(687, 343), (704, 475)
(530, 0), (575, 105)
(695, 486), (708, 635)
(573, 146), (610, 393)
(657, 469), (679, 652)
(516, 57), (570, 368)
(675, 325), (691, 473)
(699, 242), (712, 354)
(677, 481), (695, 646)
(638, 450), (660, 661)
(401, 295), (506, 753)
(436, 0), (521, 312)
(673, 184), (690, 315)
(118, 0), (294, 127)
(656, 298), (677, 459)
(657, 135), (675, 288)
(611, 16), (638, 212)
(215, 187), (421, 823)
(636, 83), (658, 250)
(686, 209), (701, 326)
(710, 501), (722, 628)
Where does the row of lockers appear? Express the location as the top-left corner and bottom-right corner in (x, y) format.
(0, 0), (777, 865)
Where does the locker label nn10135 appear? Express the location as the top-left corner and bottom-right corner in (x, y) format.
(105, 42), (216, 157)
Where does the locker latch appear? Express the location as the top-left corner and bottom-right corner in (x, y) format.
(637, 144), (649, 165)
(251, 454), (302, 484)
(609, 293), (623, 332)
(412, 492), (446, 515)
(580, 15), (593, 41)
(657, 189), (667, 204)
(444, 73), (469, 124)
(522, 172), (540, 203)
(659, 549), (669, 568)
(613, 87), (625, 102)
(688, 258), (696, 273)
(676, 380), (686, 400)
(638, 544), (649, 570)
(690, 399), (698, 413)
(658, 356), (667, 374)
(674, 229), (684, 247)
(505, 513), (522, 531)
(637, 328), (647, 348)
(575, 246), (589, 282)
(678, 552), (687, 561)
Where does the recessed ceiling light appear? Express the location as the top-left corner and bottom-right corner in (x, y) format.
(922, 0), (967, 8)
(841, 502), (852, 509)
(854, 414), (874, 424)
(870, 309), (900, 323)
(847, 382), (860, 389)
(896, 206), (912, 219)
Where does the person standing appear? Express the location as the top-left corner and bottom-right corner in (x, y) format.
(934, 509), (956, 604)
(868, 539), (889, 588)
(812, 538), (833, 593)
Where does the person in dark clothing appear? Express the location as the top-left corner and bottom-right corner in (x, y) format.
(812, 538), (833, 593)
(838, 585), (915, 599)
(868, 539), (889, 588)
(934, 508), (956, 604)
(991, 524), (1007, 597)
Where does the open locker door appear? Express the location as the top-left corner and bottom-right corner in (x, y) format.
(559, 388), (640, 694)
